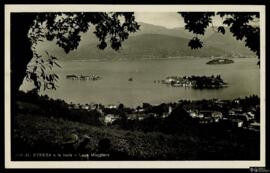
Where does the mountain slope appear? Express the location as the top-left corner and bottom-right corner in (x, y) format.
(132, 22), (194, 39)
(64, 34), (228, 60)
(204, 28), (256, 57)
(133, 22), (215, 39)
(36, 22), (256, 60)
(134, 23), (255, 57)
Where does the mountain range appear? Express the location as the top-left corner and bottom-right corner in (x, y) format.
(37, 22), (256, 61)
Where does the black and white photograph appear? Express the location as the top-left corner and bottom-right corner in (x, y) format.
(4, 4), (267, 169)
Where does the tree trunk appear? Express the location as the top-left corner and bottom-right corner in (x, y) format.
(10, 13), (37, 160)
(11, 13), (36, 95)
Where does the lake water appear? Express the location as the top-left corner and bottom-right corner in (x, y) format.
(21, 57), (260, 107)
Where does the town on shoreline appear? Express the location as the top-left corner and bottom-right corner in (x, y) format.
(67, 96), (259, 131)
(17, 91), (259, 132)
(14, 91), (260, 160)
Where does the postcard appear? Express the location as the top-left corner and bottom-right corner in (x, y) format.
(4, 4), (266, 169)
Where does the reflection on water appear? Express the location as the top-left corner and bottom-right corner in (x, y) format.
(20, 57), (260, 107)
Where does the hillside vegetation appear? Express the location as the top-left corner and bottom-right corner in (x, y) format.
(65, 34), (228, 60)
(12, 91), (260, 160)
(36, 23), (255, 61)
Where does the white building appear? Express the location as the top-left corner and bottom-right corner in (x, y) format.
(107, 104), (117, 109)
(104, 114), (119, 124)
(232, 119), (244, 128)
(83, 104), (90, 110)
(212, 111), (223, 122)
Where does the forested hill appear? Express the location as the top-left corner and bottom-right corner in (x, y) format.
(36, 22), (256, 61)
(203, 28), (256, 57)
(63, 34), (227, 60)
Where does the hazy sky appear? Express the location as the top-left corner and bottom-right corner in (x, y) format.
(134, 12), (224, 29)
(134, 12), (185, 28)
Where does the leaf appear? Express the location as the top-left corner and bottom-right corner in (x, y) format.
(54, 74), (59, 79)
(188, 37), (203, 49)
(41, 64), (46, 70)
(98, 41), (107, 49)
(54, 61), (62, 68)
(217, 26), (225, 35)
(45, 50), (49, 57)
(51, 55), (58, 60)
(33, 66), (37, 72)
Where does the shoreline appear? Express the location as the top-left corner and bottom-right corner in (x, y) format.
(60, 56), (257, 63)
(38, 92), (259, 109)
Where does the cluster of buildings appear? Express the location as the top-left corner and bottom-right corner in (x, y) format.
(103, 104), (173, 125)
(160, 76), (195, 87)
(158, 75), (226, 88)
(184, 99), (260, 131)
(68, 103), (103, 114)
(67, 102), (173, 125)
(187, 109), (223, 123)
(66, 97), (260, 132)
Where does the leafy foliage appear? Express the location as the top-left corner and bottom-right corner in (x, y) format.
(26, 12), (140, 91)
(29, 12), (139, 53)
(25, 50), (60, 92)
(218, 12), (260, 58)
(180, 12), (215, 35)
(188, 37), (203, 49)
(179, 12), (260, 59)
(217, 26), (225, 35)
(179, 12), (215, 50)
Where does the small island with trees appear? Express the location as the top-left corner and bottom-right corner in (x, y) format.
(158, 75), (227, 89)
(206, 58), (234, 65)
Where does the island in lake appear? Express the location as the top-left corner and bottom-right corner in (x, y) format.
(66, 74), (102, 80)
(206, 58), (234, 65)
(157, 75), (228, 89)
